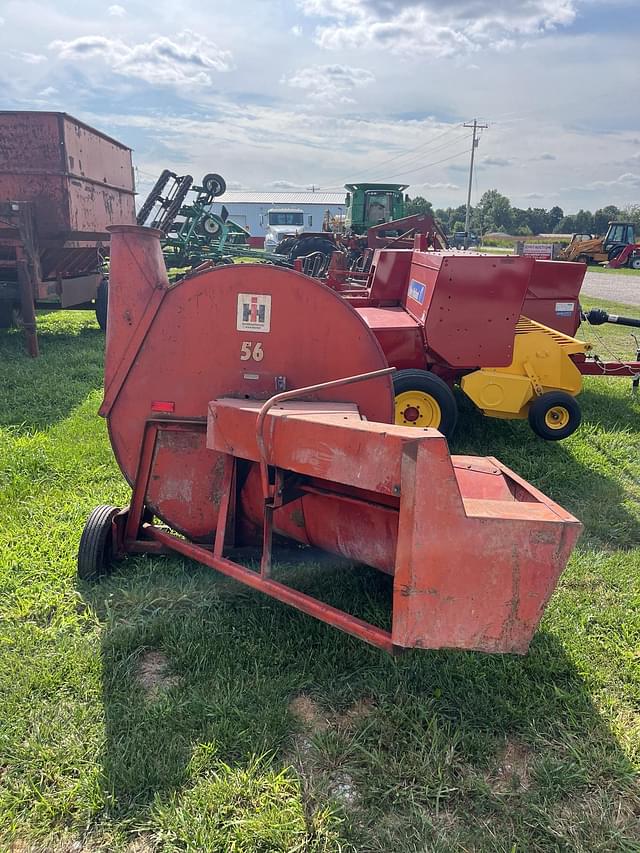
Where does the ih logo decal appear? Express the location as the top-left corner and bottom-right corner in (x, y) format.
(237, 293), (271, 333)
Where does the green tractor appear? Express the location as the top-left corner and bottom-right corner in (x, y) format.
(344, 183), (408, 234)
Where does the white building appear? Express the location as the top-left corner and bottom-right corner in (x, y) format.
(208, 191), (346, 246)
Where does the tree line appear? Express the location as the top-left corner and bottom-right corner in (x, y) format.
(406, 190), (640, 237)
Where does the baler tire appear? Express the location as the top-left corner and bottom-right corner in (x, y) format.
(95, 278), (108, 331)
(528, 392), (581, 441)
(77, 504), (119, 581)
(393, 369), (458, 437)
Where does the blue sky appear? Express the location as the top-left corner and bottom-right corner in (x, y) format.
(1, 0), (639, 213)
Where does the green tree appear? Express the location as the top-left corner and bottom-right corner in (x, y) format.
(405, 195), (434, 216)
(593, 205), (620, 235)
(548, 206), (564, 232)
(477, 189), (513, 233)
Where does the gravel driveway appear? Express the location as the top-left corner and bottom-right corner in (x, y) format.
(581, 271), (640, 307)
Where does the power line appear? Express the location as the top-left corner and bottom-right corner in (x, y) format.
(373, 144), (473, 183)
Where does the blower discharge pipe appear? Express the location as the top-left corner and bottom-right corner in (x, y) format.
(583, 308), (640, 329)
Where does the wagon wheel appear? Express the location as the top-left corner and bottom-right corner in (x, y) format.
(393, 369), (458, 437)
(528, 391), (581, 441)
(200, 216), (222, 236)
(136, 169), (173, 226)
(202, 173), (226, 197)
(77, 504), (120, 580)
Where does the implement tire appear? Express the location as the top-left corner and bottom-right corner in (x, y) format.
(77, 505), (119, 581)
(528, 391), (581, 441)
(393, 369), (458, 437)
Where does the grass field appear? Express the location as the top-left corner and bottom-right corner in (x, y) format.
(1, 300), (639, 852)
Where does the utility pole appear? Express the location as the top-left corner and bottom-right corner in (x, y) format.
(463, 119), (487, 248)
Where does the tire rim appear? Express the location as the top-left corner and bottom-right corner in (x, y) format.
(544, 406), (570, 430)
(394, 391), (442, 427)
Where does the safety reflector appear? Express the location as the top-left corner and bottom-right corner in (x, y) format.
(151, 401), (175, 413)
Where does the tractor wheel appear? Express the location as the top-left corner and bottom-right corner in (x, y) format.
(576, 254), (591, 265)
(95, 278), (108, 331)
(607, 244), (626, 262)
(629, 256), (640, 270)
(528, 391), (581, 441)
(393, 369), (458, 437)
(202, 173), (226, 197)
(77, 504), (120, 580)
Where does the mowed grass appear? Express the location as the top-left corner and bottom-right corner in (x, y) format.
(0, 303), (639, 852)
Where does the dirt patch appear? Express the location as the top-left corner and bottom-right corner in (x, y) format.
(136, 651), (180, 700)
(335, 697), (376, 727)
(289, 695), (329, 734)
(488, 738), (533, 793)
(125, 835), (157, 853)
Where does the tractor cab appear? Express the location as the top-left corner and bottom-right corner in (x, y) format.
(603, 221), (635, 250)
(344, 183), (408, 234)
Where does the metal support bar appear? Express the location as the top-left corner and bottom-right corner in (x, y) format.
(143, 523), (396, 653)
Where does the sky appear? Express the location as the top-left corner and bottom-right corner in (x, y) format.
(1, 0), (639, 213)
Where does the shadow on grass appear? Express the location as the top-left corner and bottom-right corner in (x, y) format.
(0, 310), (104, 432)
(79, 552), (638, 849)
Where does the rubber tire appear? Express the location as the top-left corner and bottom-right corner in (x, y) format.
(576, 254), (591, 265)
(136, 169), (172, 226)
(607, 244), (626, 262)
(95, 278), (108, 331)
(629, 256), (640, 270)
(202, 173), (226, 197)
(77, 505), (119, 580)
(528, 391), (581, 441)
(392, 369), (458, 437)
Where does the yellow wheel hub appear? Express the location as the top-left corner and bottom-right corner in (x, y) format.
(395, 390), (442, 428)
(544, 405), (570, 430)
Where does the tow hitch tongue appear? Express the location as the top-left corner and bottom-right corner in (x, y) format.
(79, 225), (582, 655)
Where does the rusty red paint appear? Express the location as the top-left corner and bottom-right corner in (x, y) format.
(97, 225), (583, 655)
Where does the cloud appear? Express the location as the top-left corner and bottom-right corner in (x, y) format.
(290, 24), (303, 37)
(268, 180), (307, 188)
(418, 181), (460, 190)
(534, 152), (556, 160)
(23, 52), (47, 64)
(38, 86), (58, 97)
(481, 156), (513, 167)
(585, 172), (640, 189)
(297, 0), (578, 55)
(286, 63), (374, 103)
(523, 192), (545, 199)
(107, 4), (126, 15)
(50, 30), (232, 87)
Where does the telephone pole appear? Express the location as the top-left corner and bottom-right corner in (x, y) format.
(463, 119), (487, 248)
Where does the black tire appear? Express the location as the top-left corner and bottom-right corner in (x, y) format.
(392, 369), (458, 437)
(200, 216), (221, 236)
(289, 237), (337, 260)
(607, 244), (626, 262)
(95, 278), (108, 331)
(77, 504), (119, 580)
(576, 254), (591, 265)
(630, 256), (640, 270)
(158, 176), (193, 233)
(528, 391), (581, 441)
(202, 173), (226, 197)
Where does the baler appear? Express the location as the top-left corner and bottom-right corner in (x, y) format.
(312, 239), (640, 440)
(79, 224), (582, 655)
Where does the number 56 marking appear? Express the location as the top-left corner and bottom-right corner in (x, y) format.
(240, 341), (264, 362)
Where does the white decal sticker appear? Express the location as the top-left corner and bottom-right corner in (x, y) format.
(237, 293), (271, 332)
(555, 301), (575, 316)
